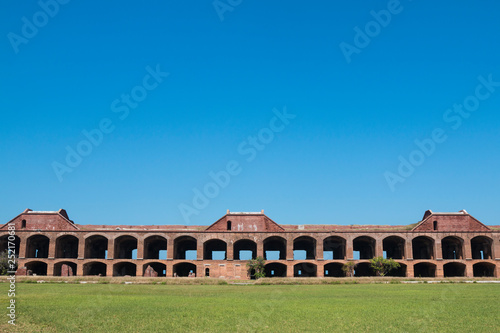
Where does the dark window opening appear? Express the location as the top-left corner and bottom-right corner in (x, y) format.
(21, 220), (26, 229)
(227, 221), (232, 231)
(433, 221), (438, 231)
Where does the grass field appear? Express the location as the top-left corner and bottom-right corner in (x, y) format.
(1, 282), (498, 332)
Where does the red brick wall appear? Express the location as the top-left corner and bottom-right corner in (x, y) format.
(414, 215), (490, 232)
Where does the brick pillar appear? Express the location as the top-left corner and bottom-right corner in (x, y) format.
(76, 263), (84, 276)
(165, 262), (173, 277)
(346, 237), (354, 260)
(78, 237), (85, 259)
(435, 240), (442, 260)
(465, 262), (473, 277)
(167, 239), (174, 260)
(48, 238), (56, 259)
(494, 237), (500, 260)
(435, 262), (444, 278)
(286, 238), (294, 260)
(496, 264), (500, 278)
(47, 261), (54, 276)
(316, 239), (323, 260)
(107, 238), (114, 260)
(405, 239), (413, 260)
(136, 262), (143, 277)
(375, 239), (383, 258)
(286, 263), (294, 277)
(406, 262), (414, 277)
(226, 241), (233, 260)
(464, 238), (472, 260)
(197, 240), (203, 260)
(19, 236), (26, 259)
(256, 240), (264, 259)
(136, 236), (143, 260)
(316, 262), (324, 277)
(106, 262), (114, 277)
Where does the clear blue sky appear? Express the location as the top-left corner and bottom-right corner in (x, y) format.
(1, 1), (499, 227)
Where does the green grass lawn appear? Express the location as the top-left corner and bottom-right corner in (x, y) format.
(1, 283), (498, 332)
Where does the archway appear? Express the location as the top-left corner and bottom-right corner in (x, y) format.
(113, 262), (136, 276)
(174, 236), (197, 260)
(441, 236), (463, 260)
(293, 263), (317, 277)
(54, 261), (77, 276)
(173, 262), (197, 277)
(263, 236), (286, 260)
(324, 263), (344, 277)
(383, 236), (405, 259)
(412, 236), (434, 259)
(443, 262), (466, 277)
(471, 236), (493, 259)
(203, 239), (227, 260)
(83, 262), (107, 276)
(234, 239), (257, 260)
(26, 235), (49, 258)
(144, 236), (167, 259)
(413, 262), (436, 277)
(473, 262), (496, 277)
(353, 236), (375, 259)
(55, 235), (79, 258)
(323, 236), (346, 260)
(84, 235), (108, 259)
(114, 236), (138, 259)
(264, 263), (287, 277)
(293, 236), (316, 260)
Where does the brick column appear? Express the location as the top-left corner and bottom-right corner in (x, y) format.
(197, 240), (203, 260)
(286, 238), (294, 261)
(136, 237), (144, 260)
(405, 239), (413, 260)
(18, 235), (26, 259)
(435, 239), (442, 260)
(316, 239), (323, 260)
(256, 240), (264, 259)
(494, 237), (500, 260)
(226, 241), (233, 260)
(136, 262), (143, 277)
(48, 238), (56, 259)
(78, 236), (85, 259)
(346, 237), (354, 260)
(107, 238), (114, 259)
(76, 263), (84, 276)
(375, 239), (383, 258)
(435, 262), (444, 278)
(47, 261), (54, 276)
(167, 238), (174, 260)
(464, 238), (472, 260)
(465, 262), (473, 277)
(316, 262), (324, 277)
(106, 262), (114, 277)
(165, 261), (173, 277)
(406, 263), (414, 277)
(286, 263), (294, 277)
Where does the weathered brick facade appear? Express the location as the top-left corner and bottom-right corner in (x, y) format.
(1, 209), (499, 279)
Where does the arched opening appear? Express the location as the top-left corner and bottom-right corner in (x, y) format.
(353, 236), (375, 259)
(227, 221), (232, 231)
(84, 235), (108, 259)
(386, 263), (406, 277)
(263, 236), (286, 260)
(442, 236), (463, 260)
(412, 236), (434, 259)
(173, 262), (197, 277)
(83, 262), (106, 276)
(234, 239), (257, 260)
(433, 221), (438, 231)
(174, 236), (197, 260)
(0, 235), (20, 258)
(203, 239), (227, 260)
(293, 236), (316, 260)
(26, 235), (50, 258)
(205, 268), (210, 277)
(324, 263), (344, 277)
(293, 263), (317, 277)
(21, 219), (27, 229)
(25, 261), (48, 276)
(55, 235), (79, 258)
(114, 236), (138, 259)
(144, 236), (167, 260)
(143, 262), (166, 277)
(413, 262), (436, 277)
(383, 236), (405, 259)
(113, 262), (136, 276)
(471, 236), (493, 260)
(473, 262), (496, 277)
(264, 263), (287, 277)
(354, 262), (375, 277)
(443, 262), (465, 277)
(53, 261), (77, 276)
(323, 236), (346, 260)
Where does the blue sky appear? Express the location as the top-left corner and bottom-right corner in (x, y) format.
(1, 1), (500, 227)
